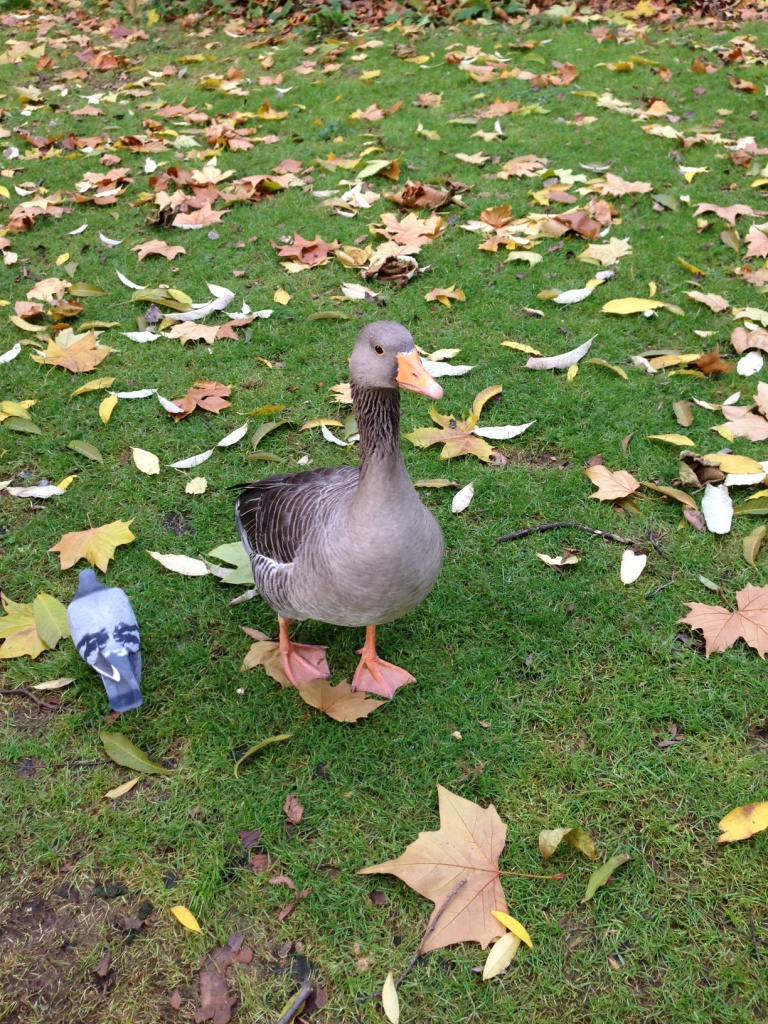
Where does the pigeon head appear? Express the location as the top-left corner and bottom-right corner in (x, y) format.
(75, 568), (106, 598)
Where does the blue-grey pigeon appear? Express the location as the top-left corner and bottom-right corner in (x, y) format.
(67, 569), (143, 712)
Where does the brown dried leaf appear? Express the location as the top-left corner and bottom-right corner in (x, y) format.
(169, 381), (231, 420)
(132, 239), (186, 261)
(283, 794), (303, 825)
(745, 226), (768, 260)
(30, 331), (113, 373)
(584, 465), (640, 501)
(297, 678), (383, 722)
(681, 583), (768, 658)
(358, 786), (508, 951)
(686, 291), (729, 313)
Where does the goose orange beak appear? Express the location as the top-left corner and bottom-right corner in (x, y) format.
(396, 349), (443, 400)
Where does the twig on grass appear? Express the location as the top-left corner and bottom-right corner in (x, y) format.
(0, 687), (75, 712)
(273, 977), (314, 1024)
(357, 878), (468, 1003)
(497, 521), (669, 559)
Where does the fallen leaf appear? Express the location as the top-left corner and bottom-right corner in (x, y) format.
(539, 826), (596, 861)
(283, 794), (304, 825)
(717, 801), (768, 843)
(582, 853), (630, 902)
(147, 551), (210, 577)
(602, 297), (671, 315)
(743, 525), (766, 567)
(0, 593), (51, 659)
(297, 678), (383, 722)
(621, 550), (647, 585)
(171, 905), (201, 932)
(452, 481), (475, 513)
(482, 933), (521, 980)
(701, 484), (733, 534)
(49, 519), (135, 572)
(233, 733), (293, 778)
(647, 434), (694, 447)
(100, 732), (171, 774)
(404, 386), (502, 463)
(104, 778), (139, 799)
(526, 338), (593, 370)
(686, 291), (729, 313)
(169, 380), (231, 420)
(132, 448), (160, 476)
(681, 582), (768, 657)
(358, 785), (508, 950)
(490, 910), (533, 948)
(425, 286), (466, 307)
(30, 331), (113, 373)
(132, 239), (186, 261)
(584, 465), (640, 501)
(32, 593), (69, 649)
(382, 971), (400, 1024)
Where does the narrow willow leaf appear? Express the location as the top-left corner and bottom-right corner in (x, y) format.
(99, 732), (171, 774)
(647, 433), (694, 446)
(414, 478), (459, 488)
(586, 358), (628, 379)
(640, 481), (697, 510)
(170, 905), (202, 932)
(71, 377), (115, 397)
(452, 481), (475, 513)
(104, 777), (139, 799)
(252, 420), (291, 448)
(169, 449), (214, 470)
(31, 677), (74, 691)
(482, 932), (521, 979)
(382, 972), (400, 1024)
(582, 853), (631, 903)
(32, 594), (69, 648)
(233, 733), (293, 778)
(67, 439), (103, 463)
(147, 551), (209, 576)
(491, 910), (533, 948)
(217, 422), (248, 448)
(743, 524), (766, 567)
(5, 417), (42, 434)
(69, 281), (108, 297)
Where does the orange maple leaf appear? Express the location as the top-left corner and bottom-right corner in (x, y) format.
(358, 786), (508, 951)
(49, 519), (135, 572)
(30, 331), (113, 373)
(404, 385), (501, 463)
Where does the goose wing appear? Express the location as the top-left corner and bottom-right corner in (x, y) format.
(234, 466), (358, 566)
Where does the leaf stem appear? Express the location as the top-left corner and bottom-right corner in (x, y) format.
(498, 869), (565, 880)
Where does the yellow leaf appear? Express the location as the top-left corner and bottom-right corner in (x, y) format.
(71, 377), (115, 397)
(170, 905), (202, 932)
(99, 393), (118, 425)
(647, 434), (694, 446)
(566, 363), (579, 381)
(717, 801), (768, 843)
(679, 257), (706, 276)
(648, 281), (657, 298)
(104, 777), (139, 799)
(273, 288), (291, 305)
(9, 315), (48, 332)
(56, 252), (70, 266)
(131, 447), (161, 476)
(501, 340), (541, 356)
(743, 524), (766, 567)
(491, 909), (533, 948)
(49, 519), (135, 572)
(32, 593), (69, 649)
(0, 594), (48, 660)
(602, 297), (666, 314)
(703, 453), (764, 474)
(56, 475), (76, 490)
(146, 7), (159, 24)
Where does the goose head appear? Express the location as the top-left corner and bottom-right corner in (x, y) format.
(349, 321), (443, 400)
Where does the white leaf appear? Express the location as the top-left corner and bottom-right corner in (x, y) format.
(132, 447), (161, 475)
(169, 449), (214, 470)
(722, 391), (741, 406)
(68, 223), (88, 235)
(252, 308), (274, 319)
(321, 423), (349, 447)
(554, 286), (594, 305)
(452, 480), (475, 513)
(157, 394), (184, 414)
(737, 351), (763, 377)
(165, 285), (234, 322)
(124, 330), (159, 343)
(147, 551), (210, 576)
(620, 550), (647, 585)
(701, 483), (733, 535)
(217, 422), (248, 448)
(537, 551), (579, 567)
(144, 157), (157, 173)
(341, 281), (378, 301)
(104, 777), (139, 799)
(474, 421), (535, 440)
(382, 972), (400, 1024)
(421, 359), (475, 378)
(0, 342), (22, 364)
(31, 677), (74, 691)
(631, 355), (657, 375)
(185, 476), (208, 494)
(4, 485), (65, 499)
(116, 389), (156, 399)
(527, 337), (593, 371)
(426, 348), (461, 362)
(724, 472), (766, 487)
(99, 232), (122, 247)
(116, 269), (143, 290)
(482, 932), (521, 980)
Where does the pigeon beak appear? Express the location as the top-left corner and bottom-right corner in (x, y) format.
(396, 349), (443, 400)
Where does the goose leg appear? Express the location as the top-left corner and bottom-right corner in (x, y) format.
(278, 616), (330, 687)
(350, 625), (415, 699)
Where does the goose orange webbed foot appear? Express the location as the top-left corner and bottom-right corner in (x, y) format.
(278, 617), (330, 687)
(349, 625), (415, 699)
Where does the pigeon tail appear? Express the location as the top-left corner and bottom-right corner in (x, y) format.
(100, 651), (143, 712)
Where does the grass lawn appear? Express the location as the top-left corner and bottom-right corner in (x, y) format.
(1, 4), (768, 1022)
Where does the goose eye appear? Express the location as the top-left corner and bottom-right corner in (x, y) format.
(374, 344), (384, 354)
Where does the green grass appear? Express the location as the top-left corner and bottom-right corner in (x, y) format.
(2, 6), (768, 1023)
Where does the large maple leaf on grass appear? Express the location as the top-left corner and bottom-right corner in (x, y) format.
(404, 385), (505, 463)
(359, 786), (508, 951)
(680, 583), (768, 658)
(30, 330), (113, 373)
(49, 519), (135, 572)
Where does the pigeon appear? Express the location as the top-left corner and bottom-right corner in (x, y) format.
(67, 568), (143, 712)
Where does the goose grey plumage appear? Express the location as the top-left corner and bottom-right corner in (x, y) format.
(234, 321), (444, 698)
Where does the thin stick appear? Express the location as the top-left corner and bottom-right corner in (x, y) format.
(0, 687), (74, 712)
(273, 978), (313, 1024)
(749, 909), (761, 961)
(496, 521), (669, 559)
(356, 878), (468, 1003)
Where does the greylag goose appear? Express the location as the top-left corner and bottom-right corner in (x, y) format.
(234, 321), (444, 698)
